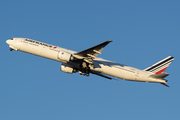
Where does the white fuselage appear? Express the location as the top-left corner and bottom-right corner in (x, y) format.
(6, 38), (167, 83)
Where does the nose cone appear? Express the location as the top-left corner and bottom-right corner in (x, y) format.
(6, 40), (12, 45)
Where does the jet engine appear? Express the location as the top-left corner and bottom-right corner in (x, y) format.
(57, 51), (74, 62)
(60, 64), (77, 74)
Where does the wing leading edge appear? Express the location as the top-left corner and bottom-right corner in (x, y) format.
(73, 40), (113, 64)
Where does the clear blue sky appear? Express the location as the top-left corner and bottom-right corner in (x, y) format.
(1, 0), (180, 120)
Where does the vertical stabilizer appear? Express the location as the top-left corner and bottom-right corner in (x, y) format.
(144, 56), (174, 74)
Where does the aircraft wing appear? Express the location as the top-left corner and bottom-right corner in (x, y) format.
(73, 40), (113, 64)
(90, 71), (113, 80)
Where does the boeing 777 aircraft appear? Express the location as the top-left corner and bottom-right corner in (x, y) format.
(6, 38), (174, 87)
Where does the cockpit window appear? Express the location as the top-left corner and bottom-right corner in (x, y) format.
(10, 38), (13, 40)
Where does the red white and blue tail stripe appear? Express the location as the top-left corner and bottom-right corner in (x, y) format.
(144, 56), (174, 74)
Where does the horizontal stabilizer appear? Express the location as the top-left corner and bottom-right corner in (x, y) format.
(160, 83), (169, 87)
(149, 73), (169, 79)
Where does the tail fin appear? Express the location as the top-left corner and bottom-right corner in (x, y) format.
(144, 56), (174, 74)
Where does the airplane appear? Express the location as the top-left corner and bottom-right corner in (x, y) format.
(6, 38), (174, 87)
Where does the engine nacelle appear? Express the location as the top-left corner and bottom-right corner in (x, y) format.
(60, 64), (76, 74)
(57, 51), (74, 62)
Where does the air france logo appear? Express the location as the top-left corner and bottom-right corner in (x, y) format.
(25, 39), (57, 49)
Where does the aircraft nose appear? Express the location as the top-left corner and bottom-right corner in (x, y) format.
(6, 40), (12, 45)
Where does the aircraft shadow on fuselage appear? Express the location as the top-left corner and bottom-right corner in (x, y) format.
(93, 60), (125, 69)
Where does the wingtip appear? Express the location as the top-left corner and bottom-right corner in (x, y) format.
(106, 40), (113, 43)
